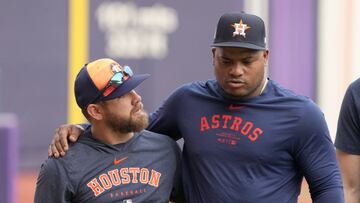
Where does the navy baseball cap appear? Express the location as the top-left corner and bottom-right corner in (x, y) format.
(212, 12), (266, 50)
(74, 58), (150, 109)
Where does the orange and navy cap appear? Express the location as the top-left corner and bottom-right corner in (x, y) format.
(74, 58), (150, 109)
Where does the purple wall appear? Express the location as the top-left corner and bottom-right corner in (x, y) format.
(0, 1), (69, 169)
(0, 114), (18, 203)
(269, 0), (317, 99)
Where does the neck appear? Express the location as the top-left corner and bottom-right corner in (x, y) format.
(91, 123), (134, 145)
(259, 78), (268, 95)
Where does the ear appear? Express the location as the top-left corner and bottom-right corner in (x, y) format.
(86, 104), (104, 120)
(211, 48), (216, 65)
(263, 50), (269, 65)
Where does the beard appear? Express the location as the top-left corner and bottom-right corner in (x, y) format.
(104, 108), (149, 134)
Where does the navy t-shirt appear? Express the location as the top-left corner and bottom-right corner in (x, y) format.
(335, 78), (360, 154)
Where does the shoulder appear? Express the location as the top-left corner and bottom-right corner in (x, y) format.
(268, 80), (319, 111)
(139, 130), (178, 144)
(344, 78), (360, 103)
(170, 80), (216, 96)
(39, 143), (85, 175)
(38, 157), (61, 176)
(269, 80), (308, 99)
(159, 81), (211, 109)
(268, 80), (325, 127)
(337, 78), (360, 114)
(137, 130), (181, 152)
(349, 77), (360, 89)
(36, 156), (72, 188)
(43, 132), (96, 173)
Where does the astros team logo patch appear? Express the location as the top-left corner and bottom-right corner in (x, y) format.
(232, 19), (251, 37)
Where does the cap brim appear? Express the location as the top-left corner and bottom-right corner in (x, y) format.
(211, 42), (266, 50)
(100, 74), (150, 102)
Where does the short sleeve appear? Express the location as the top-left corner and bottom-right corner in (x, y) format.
(335, 80), (360, 154)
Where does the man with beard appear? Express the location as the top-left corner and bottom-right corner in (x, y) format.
(34, 58), (182, 203)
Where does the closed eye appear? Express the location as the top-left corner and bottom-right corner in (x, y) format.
(220, 57), (232, 65)
(242, 57), (255, 65)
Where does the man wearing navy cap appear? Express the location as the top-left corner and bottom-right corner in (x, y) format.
(35, 58), (182, 202)
(50, 13), (343, 202)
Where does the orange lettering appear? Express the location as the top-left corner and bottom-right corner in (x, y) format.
(99, 174), (112, 190)
(200, 116), (210, 131)
(222, 115), (232, 128)
(120, 168), (130, 184)
(87, 178), (105, 196)
(108, 169), (121, 186)
(129, 167), (140, 183)
(241, 121), (253, 135)
(230, 117), (242, 131)
(212, 115), (220, 128)
(140, 168), (149, 184)
(249, 128), (263, 141)
(148, 169), (161, 187)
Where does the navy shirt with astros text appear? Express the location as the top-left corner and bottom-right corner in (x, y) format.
(148, 79), (344, 203)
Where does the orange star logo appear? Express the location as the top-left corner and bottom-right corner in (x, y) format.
(232, 19), (251, 37)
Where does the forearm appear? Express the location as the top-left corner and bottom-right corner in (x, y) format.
(337, 161), (360, 203)
(337, 150), (360, 203)
(343, 185), (360, 203)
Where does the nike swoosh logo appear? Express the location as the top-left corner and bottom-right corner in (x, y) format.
(114, 156), (128, 165)
(229, 104), (244, 110)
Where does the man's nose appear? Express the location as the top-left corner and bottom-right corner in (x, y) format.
(130, 90), (142, 104)
(229, 63), (244, 76)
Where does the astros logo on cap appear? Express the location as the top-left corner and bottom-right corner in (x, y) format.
(232, 19), (251, 37)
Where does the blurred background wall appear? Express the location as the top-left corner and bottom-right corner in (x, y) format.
(0, 0), (359, 202)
